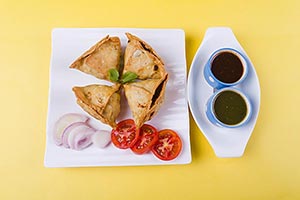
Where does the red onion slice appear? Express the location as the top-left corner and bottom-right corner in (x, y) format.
(53, 113), (89, 145)
(68, 127), (95, 150)
(62, 122), (91, 148)
(92, 130), (111, 148)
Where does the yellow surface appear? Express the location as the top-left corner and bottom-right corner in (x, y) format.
(1, 0), (299, 199)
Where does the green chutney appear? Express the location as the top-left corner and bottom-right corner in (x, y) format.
(213, 90), (247, 125)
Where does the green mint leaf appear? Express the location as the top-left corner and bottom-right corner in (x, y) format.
(108, 69), (119, 82)
(121, 72), (138, 83)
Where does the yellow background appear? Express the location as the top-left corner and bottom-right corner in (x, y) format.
(1, 0), (299, 199)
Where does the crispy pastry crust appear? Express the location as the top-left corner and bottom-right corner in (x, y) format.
(123, 74), (168, 128)
(70, 33), (168, 128)
(123, 33), (169, 127)
(124, 33), (166, 80)
(70, 36), (121, 81)
(72, 84), (121, 128)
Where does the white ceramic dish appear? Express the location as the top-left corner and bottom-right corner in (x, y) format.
(44, 28), (191, 167)
(187, 27), (260, 157)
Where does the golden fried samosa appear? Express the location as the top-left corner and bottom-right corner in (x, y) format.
(124, 33), (166, 80)
(123, 74), (168, 128)
(72, 84), (121, 128)
(70, 35), (121, 81)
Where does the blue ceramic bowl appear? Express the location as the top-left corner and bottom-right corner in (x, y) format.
(206, 88), (252, 128)
(204, 48), (249, 89)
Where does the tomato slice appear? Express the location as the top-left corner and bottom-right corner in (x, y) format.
(111, 119), (139, 149)
(131, 124), (158, 154)
(151, 129), (182, 161)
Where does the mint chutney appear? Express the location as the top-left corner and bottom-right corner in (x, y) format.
(213, 90), (247, 125)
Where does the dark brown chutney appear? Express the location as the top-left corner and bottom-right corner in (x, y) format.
(211, 51), (244, 83)
(213, 90), (247, 125)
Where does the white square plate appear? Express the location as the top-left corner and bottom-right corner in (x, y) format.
(44, 28), (191, 167)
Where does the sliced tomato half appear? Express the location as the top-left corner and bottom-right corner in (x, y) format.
(131, 124), (158, 154)
(111, 119), (139, 149)
(151, 129), (182, 161)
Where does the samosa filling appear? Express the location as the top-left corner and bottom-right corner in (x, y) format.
(139, 41), (151, 53)
(150, 75), (168, 108)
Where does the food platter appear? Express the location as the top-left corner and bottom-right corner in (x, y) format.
(187, 27), (260, 157)
(44, 28), (191, 167)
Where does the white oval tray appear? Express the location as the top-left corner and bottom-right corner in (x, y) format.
(187, 27), (261, 157)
